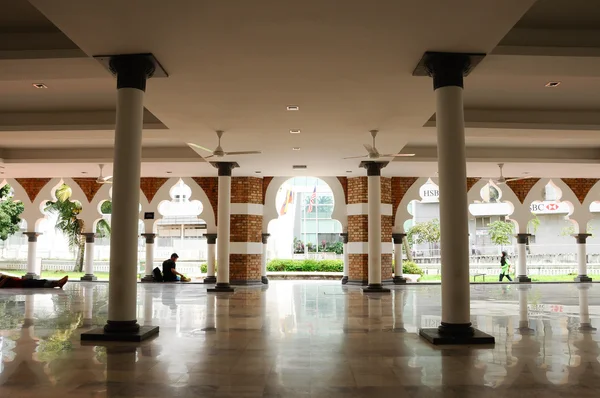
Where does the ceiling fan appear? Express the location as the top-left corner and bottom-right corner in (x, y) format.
(96, 164), (112, 184)
(188, 130), (261, 159)
(343, 130), (415, 160)
(491, 163), (533, 185)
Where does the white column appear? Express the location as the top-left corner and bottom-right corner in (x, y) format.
(418, 52), (493, 343)
(517, 285), (532, 332)
(340, 232), (349, 284)
(204, 233), (217, 284)
(574, 234), (592, 282)
(209, 162), (238, 292)
(140, 234), (156, 282)
(578, 285), (594, 330)
(393, 233), (407, 284)
(361, 161), (389, 293)
(23, 232), (40, 279)
(516, 234), (531, 282)
(261, 233), (270, 284)
(99, 54), (160, 337)
(81, 233), (97, 281)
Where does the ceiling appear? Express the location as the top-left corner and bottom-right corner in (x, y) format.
(0, 0), (597, 178)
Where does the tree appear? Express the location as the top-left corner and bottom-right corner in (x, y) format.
(528, 216), (540, 235)
(0, 184), (24, 241)
(407, 219), (441, 255)
(488, 220), (514, 248)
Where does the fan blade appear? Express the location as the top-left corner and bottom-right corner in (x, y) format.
(380, 153), (416, 157)
(223, 151), (261, 155)
(187, 143), (214, 153)
(363, 144), (376, 155)
(503, 176), (535, 183)
(343, 155), (368, 159)
(203, 155), (215, 159)
(104, 175), (113, 180)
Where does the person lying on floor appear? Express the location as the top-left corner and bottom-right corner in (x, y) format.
(0, 274), (68, 289)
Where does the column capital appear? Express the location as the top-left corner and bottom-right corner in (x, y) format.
(339, 233), (348, 244)
(392, 233), (406, 244)
(359, 161), (389, 176)
(515, 233), (531, 244)
(261, 233), (270, 244)
(413, 51), (485, 90)
(23, 232), (41, 242)
(95, 53), (167, 91)
(141, 233), (156, 244)
(573, 233), (592, 244)
(82, 233), (96, 243)
(210, 161), (239, 177)
(205, 233), (217, 244)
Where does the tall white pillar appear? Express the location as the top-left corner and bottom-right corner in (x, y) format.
(340, 232), (349, 284)
(393, 233), (407, 284)
(140, 233), (156, 282)
(23, 232), (40, 279)
(208, 162), (238, 293)
(578, 285), (595, 331)
(515, 233), (531, 282)
(360, 161), (390, 293)
(81, 233), (97, 281)
(416, 52), (493, 344)
(204, 233), (217, 284)
(574, 233), (592, 282)
(82, 54), (164, 341)
(261, 233), (270, 284)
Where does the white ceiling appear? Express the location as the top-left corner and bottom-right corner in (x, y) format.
(0, 0), (597, 178)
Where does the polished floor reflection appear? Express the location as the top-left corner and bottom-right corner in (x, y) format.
(0, 281), (599, 397)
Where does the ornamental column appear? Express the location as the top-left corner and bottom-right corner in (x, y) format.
(515, 233), (532, 282)
(574, 233), (592, 282)
(414, 52), (493, 344)
(140, 233), (156, 282)
(208, 162), (238, 293)
(81, 233), (97, 281)
(82, 53), (166, 342)
(204, 233), (217, 284)
(23, 232), (41, 279)
(340, 232), (349, 284)
(261, 233), (270, 284)
(393, 233), (407, 284)
(360, 161), (390, 293)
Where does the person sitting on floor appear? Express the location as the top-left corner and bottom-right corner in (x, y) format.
(162, 253), (185, 282)
(0, 274), (68, 289)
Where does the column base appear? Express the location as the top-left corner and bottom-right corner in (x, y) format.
(575, 275), (593, 282)
(393, 276), (407, 284)
(81, 274), (98, 282)
(341, 276), (348, 285)
(81, 320), (159, 342)
(393, 327), (407, 333)
(207, 283), (235, 293)
(579, 323), (597, 332)
(516, 275), (532, 283)
(22, 273), (39, 280)
(261, 276), (269, 284)
(347, 279), (368, 286)
(203, 276), (217, 284)
(140, 275), (154, 283)
(362, 284), (391, 293)
(419, 323), (495, 345)
(231, 280), (262, 286)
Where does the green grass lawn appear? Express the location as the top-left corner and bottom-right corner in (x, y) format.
(419, 274), (582, 283)
(0, 269), (111, 280)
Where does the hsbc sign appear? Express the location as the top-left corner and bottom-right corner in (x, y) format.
(530, 201), (569, 214)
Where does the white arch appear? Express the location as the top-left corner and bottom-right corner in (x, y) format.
(393, 177), (438, 233)
(263, 176), (347, 233)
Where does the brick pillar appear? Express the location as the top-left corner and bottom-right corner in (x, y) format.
(229, 177), (263, 285)
(346, 176), (392, 285)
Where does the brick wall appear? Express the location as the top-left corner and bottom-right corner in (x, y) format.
(192, 177), (218, 221)
(381, 177), (392, 204)
(230, 254), (261, 283)
(232, 177), (263, 204)
(262, 176), (273, 204)
(391, 177), (418, 222)
(140, 177), (169, 203)
(348, 177), (368, 204)
(73, 178), (103, 202)
(15, 178), (51, 202)
(466, 178), (480, 193)
(337, 176), (348, 204)
(348, 215), (368, 242)
(349, 254), (368, 282)
(382, 253), (392, 281)
(562, 178), (600, 204)
(230, 214), (262, 243)
(505, 179), (541, 204)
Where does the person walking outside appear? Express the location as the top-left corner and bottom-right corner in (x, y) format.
(499, 251), (513, 282)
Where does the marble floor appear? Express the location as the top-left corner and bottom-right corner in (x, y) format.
(0, 281), (599, 397)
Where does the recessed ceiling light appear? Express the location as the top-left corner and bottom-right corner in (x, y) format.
(286, 105), (299, 111)
(292, 147), (301, 151)
(255, 171), (261, 174)
(292, 165), (307, 169)
(346, 170), (352, 173)
(32, 83), (47, 89)
(289, 129), (301, 134)
(81, 171), (88, 174)
(166, 171), (172, 174)
(545, 81), (561, 88)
